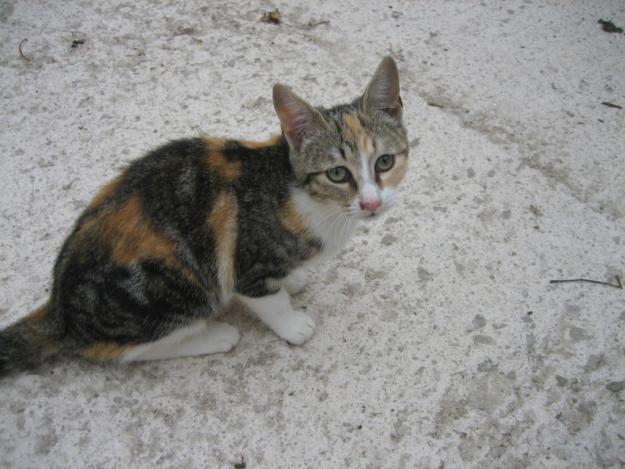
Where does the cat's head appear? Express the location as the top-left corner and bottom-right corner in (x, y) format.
(273, 56), (408, 220)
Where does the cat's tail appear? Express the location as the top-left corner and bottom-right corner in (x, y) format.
(0, 303), (63, 377)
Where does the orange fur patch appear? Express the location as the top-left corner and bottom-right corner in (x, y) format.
(28, 304), (49, 322)
(207, 191), (238, 299)
(203, 138), (241, 181)
(88, 175), (124, 210)
(342, 113), (373, 155)
(279, 198), (309, 235)
(77, 197), (176, 266)
(76, 197), (201, 285)
(238, 134), (282, 149)
(381, 152), (409, 187)
(80, 342), (135, 360)
(25, 303), (54, 347)
(104, 197), (176, 266)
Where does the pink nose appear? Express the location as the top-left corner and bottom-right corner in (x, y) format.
(360, 199), (382, 213)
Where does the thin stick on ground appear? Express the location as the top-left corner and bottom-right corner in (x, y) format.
(18, 38), (31, 62)
(549, 276), (623, 290)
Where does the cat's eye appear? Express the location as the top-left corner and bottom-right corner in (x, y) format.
(375, 154), (395, 172)
(326, 166), (351, 183)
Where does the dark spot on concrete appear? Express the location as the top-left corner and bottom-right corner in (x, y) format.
(467, 168), (475, 178)
(381, 233), (397, 245)
(365, 268), (385, 282)
(583, 354), (606, 373)
(566, 304), (581, 315)
(477, 358), (497, 372)
(606, 380), (625, 393)
(501, 209), (511, 219)
(472, 314), (486, 330)
(0, 0), (14, 22)
(417, 267), (433, 282)
(556, 375), (568, 387)
(473, 335), (494, 345)
(569, 326), (590, 342)
(175, 25), (197, 36)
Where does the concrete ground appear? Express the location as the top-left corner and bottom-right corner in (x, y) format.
(1, 0), (624, 467)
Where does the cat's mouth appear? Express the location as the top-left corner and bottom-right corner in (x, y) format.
(349, 207), (387, 220)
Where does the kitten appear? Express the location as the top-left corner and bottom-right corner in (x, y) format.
(0, 56), (408, 375)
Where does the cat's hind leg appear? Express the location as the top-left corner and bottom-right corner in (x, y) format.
(120, 320), (239, 363)
(237, 288), (315, 345)
(81, 320), (240, 363)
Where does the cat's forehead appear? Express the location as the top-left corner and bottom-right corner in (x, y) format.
(323, 106), (375, 155)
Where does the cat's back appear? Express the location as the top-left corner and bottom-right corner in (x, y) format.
(54, 134), (294, 275)
(75, 134), (290, 227)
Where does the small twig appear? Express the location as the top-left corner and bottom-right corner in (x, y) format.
(18, 38), (31, 62)
(601, 101), (623, 109)
(307, 19), (330, 29)
(549, 276), (623, 290)
(598, 19), (624, 33)
(427, 101), (445, 108)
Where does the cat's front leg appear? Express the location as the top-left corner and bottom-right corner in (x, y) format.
(282, 269), (307, 295)
(237, 288), (315, 345)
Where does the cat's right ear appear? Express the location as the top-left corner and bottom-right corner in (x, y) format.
(273, 84), (326, 152)
(360, 56), (402, 121)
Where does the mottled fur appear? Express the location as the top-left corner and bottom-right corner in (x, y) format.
(0, 57), (408, 375)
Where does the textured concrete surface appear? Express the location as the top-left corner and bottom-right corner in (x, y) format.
(1, 0), (625, 467)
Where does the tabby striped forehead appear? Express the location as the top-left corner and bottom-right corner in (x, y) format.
(321, 106), (404, 166)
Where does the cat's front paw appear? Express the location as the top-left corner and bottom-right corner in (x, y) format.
(272, 310), (315, 345)
(283, 270), (307, 295)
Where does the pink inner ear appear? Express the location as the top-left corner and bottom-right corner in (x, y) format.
(363, 56), (401, 119)
(273, 85), (319, 151)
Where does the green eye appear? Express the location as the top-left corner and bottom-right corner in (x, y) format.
(375, 154), (395, 172)
(326, 166), (351, 183)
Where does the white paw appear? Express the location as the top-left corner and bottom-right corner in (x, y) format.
(283, 270), (307, 295)
(271, 310), (315, 345)
(204, 322), (240, 353)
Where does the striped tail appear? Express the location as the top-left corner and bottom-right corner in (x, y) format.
(0, 304), (62, 377)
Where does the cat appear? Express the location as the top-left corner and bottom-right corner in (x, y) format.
(0, 56), (408, 375)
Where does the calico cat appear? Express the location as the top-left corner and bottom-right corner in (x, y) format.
(0, 56), (408, 375)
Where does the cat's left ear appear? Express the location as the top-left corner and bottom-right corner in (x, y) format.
(359, 56), (402, 121)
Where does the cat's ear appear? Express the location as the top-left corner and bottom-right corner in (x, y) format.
(273, 84), (326, 152)
(360, 56), (402, 121)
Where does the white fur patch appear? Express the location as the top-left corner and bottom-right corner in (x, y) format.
(291, 186), (358, 258)
(237, 288), (315, 345)
(121, 320), (240, 362)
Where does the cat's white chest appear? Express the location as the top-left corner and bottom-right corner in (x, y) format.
(290, 187), (358, 260)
